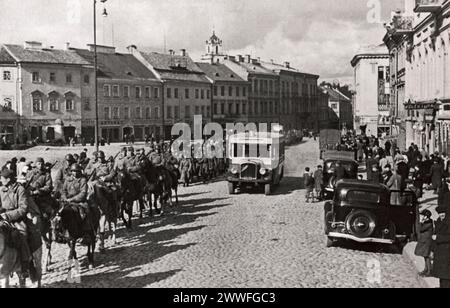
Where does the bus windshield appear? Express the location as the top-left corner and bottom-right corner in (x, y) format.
(232, 143), (271, 158)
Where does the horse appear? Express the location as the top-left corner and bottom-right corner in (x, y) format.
(52, 202), (100, 270)
(0, 222), (42, 288)
(115, 170), (146, 230)
(144, 163), (176, 215)
(164, 164), (179, 206)
(87, 182), (119, 253)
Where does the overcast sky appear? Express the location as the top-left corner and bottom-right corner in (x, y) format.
(0, 0), (405, 84)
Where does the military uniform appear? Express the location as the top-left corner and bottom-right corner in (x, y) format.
(27, 168), (55, 218)
(180, 158), (192, 186)
(90, 158), (118, 219)
(54, 162), (73, 197)
(62, 174), (89, 222)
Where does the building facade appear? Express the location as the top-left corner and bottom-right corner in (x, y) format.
(384, 0), (450, 153)
(0, 42), (92, 143)
(73, 44), (163, 142)
(351, 45), (391, 137)
(196, 62), (250, 128)
(320, 85), (353, 132)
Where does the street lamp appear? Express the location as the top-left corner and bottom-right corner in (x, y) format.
(94, 0), (108, 152)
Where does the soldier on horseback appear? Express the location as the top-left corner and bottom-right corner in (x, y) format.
(54, 154), (76, 198)
(0, 169), (41, 278)
(61, 164), (92, 243)
(27, 158), (55, 220)
(89, 151), (117, 202)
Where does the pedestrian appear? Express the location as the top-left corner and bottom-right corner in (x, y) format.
(438, 179), (450, 213)
(304, 167), (314, 203)
(432, 205), (450, 288)
(429, 159), (444, 194)
(387, 168), (405, 205)
(366, 153), (377, 181)
(313, 165), (324, 201)
(414, 209), (434, 277)
(370, 165), (381, 184)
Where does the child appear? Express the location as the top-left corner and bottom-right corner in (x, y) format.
(414, 209), (434, 277)
(304, 167), (314, 203)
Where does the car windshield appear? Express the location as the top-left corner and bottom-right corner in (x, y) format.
(347, 190), (380, 203)
(325, 161), (356, 174)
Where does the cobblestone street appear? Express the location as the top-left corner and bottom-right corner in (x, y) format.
(30, 139), (422, 288)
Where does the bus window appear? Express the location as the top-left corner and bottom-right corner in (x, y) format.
(233, 143), (238, 157)
(258, 144), (271, 158)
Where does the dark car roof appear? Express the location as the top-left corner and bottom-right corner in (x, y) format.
(335, 179), (389, 194)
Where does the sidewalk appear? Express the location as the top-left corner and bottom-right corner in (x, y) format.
(402, 189), (440, 288)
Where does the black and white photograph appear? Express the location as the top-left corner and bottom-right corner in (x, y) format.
(0, 0), (449, 291)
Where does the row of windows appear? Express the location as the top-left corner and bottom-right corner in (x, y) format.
(212, 100), (318, 116)
(2, 70), (12, 81)
(213, 86), (247, 97)
(104, 106), (161, 120)
(166, 88), (211, 100)
(103, 84), (159, 99)
(250, 79), (318, 97)
(32, 96), (75, 112)
(30, 71), (89, 84)
(166, 105), (212, 119)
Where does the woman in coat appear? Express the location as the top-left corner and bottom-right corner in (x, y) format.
(432, 205), (450, 288)
(414, 210), (434, 277)
(429, 160), (444, 194)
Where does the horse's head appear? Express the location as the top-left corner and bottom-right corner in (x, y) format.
(51, 203), (76, 244)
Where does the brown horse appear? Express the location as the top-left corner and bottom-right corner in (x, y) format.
(52, 203), (100, 270)
(116, 170), (146, 229)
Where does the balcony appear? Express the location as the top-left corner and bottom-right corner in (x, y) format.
(391, 15), (414, 36)
(414, 0), (443, 13)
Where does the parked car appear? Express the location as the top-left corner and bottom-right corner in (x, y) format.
(322, 151), (359, 200)
(324, 180), (418, 248)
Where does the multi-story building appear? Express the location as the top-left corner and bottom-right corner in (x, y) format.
(72, 44), (163, 142)
(195, 62), (250, 128)
(351, 44), (391, 137)
(0, 41), (92, 143)
(320, 85), (353, 132)
(384, 0), (450, 153)
(201, 31), (226, 64)
(129, 47), (212, 138)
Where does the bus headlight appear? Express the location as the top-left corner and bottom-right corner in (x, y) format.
(259, 168), (268, 175)
(230, 167), (239, 175)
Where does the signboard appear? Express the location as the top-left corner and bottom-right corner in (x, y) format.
(404, 102), (439, 110)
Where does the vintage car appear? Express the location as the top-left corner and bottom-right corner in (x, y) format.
(322, 151), (359, 200)
(324, 180), (418, 248)
(227, 132), (285, 195)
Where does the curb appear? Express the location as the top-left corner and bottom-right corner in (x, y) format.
(403, 242), (439, 288)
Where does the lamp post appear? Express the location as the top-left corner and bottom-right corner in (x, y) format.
(93, 0), (108, 152)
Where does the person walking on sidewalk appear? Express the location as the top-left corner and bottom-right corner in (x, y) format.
(432, 205), (450, 288)
(414, 209), (434, 277)
(304, 167), (314, 203)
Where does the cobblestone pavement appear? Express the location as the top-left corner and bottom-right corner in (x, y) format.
(14, 139), (422, 288)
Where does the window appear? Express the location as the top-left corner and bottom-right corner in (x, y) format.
(155, 107), (160, 118)
(195, 89), (199, 99)
(112, 107), (119, 119)
(242, 103), (246, 114)
(236, 103), (240, 114)
(154, 87), (159, 98)
(228, 103), (233, 115)
(236, 87), (240, 97)
(32, 93), (43, 111)
(124, 86), (130, 98)
(49, 97), (59, 111)
(112, 85), (120, 97)
(174, 88), (179, 99)
(135, 107), (141, 119)
(206, 106), (210, 117)
(65, 97), (74, 111)
(243, 86), (247, 97)
(145, 87), (151, 98)
(32, 72), (41, 83)
(207, 90), (210, 99)
(444, 105), (450, 111)
(49, 72), (56, 83)
(248, 101), (253, 114)
(221, 103), (225, 114)
(228, 86), (233, 96)
(84, 99), (90, 111)
(167, 88), (172, 99)
(124, 107), (130, 119)
(3, 71), (11, 81)
(195, 106), (200, 115)
(201, 106), (205, 117)
(214, 103), (218, 115)
(331, 103), (338, 109)
(214, 86), (218, 96)
(103, 85), (111, 97)
(104, 107), (110, 120)
(221, 86), (225, 96)
(3, 97), (13, 111)
(135, 86), (142, 98)
(185, 88), (190, 99)
(269, 102), (273, 113)
(167, 106), (172, 119)
(185, 106), (190, 118)
(201, 89), (204, 99)
(84, 74), (90, 84)
(66, 73), (72, 84)
(174, 106), (179, 119)
(145, 107), (151, 119)
(255, 101), (259, 114)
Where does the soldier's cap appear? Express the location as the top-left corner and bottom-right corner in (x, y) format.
(65, 154), (75, 162)
(36, 157), (44, 164)
(127, 146), (134, 152)
(97, 151), (106, 158)
(1, 168), (15, 179)
(70, 163), (82, 172)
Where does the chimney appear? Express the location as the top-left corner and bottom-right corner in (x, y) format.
(65, 42), (70, 50)
(246, 54), (251, 63)
(180, 49), (186, 57)
(251, 58), (259, 65)
(88, 44), (116, 54)
(24, 41), (43, 50)
(284, 61), (290, 69)
(228, 55), (236, 62)
(127, 45), (138, 54)
(168, 49), (174, 55)
(237, 55), (244, 62)
(257, 57), (261, 62)
(270, 59), (274, 64)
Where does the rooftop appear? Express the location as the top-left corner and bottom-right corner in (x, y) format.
(2, 44), (90, 65)
(195, 62), (247, 82)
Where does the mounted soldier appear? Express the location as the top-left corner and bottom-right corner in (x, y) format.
(114, 147), (128, 172)
(54, 154), (76, 198)
(27, 158), (56, 220)
(0, 169), (41, 278)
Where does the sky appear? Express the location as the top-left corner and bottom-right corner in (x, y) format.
(0, 0), (406, 84)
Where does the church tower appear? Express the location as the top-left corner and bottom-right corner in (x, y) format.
(201, 31), (226, 63)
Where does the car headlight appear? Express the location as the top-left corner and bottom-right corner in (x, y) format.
(259, 168), (268, 175)
(231, 167), (238, 174)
